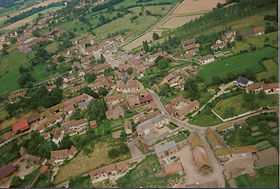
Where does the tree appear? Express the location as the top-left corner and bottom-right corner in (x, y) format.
(100, 54), (106, 63)
(80, 87), (99, 98)
(142, 40), (149, 52)
(98, 87), (108, 97)
(157, 59), (170, 70)
(184, 78), (200, 99)
(87, 99), (107, 122)
(120, 129), (127, 142)
(152, 32), (159, 41)
(84, 73), (96, 83)
(127, 67), (133, 75)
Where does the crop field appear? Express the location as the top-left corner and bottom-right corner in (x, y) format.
(257, 59), (278, 81)
(123, 0), (225, 51)
(197, 47), (277, 84)
(235, 165), (279, 188)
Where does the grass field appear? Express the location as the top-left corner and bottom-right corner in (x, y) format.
(189, 106), (222, 127)
(54, 138), (130, 184)
(257, 59), (278, 81)
(213, 92), (278, 119)
(0, 51), (28, 94)
(233, 32), (277, 54)
(197, 47), (277, 84)
(224, 112), (278, 149)
(235, 165), (279, 188)
(117, 155), (183, 187)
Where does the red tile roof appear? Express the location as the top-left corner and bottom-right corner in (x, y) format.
(12, 119), (29, 133)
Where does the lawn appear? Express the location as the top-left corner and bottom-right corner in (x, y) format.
(235, 165), (279, 188)
(224, 112), (278, 149)
(213, 92), (278, 119)
(0, 50), (28, 94)
(256, 59), (278, 81)
(197, 47), (277, 84)
(189, 106), (222, 127)
(117, 155), (183, 188)
(54, 138), (131, 184)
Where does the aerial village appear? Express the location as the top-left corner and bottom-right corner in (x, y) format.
(0, 0), (278, 188)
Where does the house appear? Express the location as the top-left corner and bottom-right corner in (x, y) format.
(127, 95), (141, 108)
(263, 83), (279, 94)
(155, 141), (178, 159)
(88, 76), (113, 90)
(89, 161), (130, 182)
(124, 120), (133, 135)
(234, 76), (253, 87)
(27, 113), (41, 125)
(63, 94), (93, 115)
(12, 119), (30, 134)
(166, 96), (200, 120)
(199, 55), (215, 65)
(90, 120), (97, 129)
(161, 72), (182, 88)
(50, 146), (77, 165)
(255, 147), (279, 168)
(246, 82), (279, 94)
(106, 106), (125, 120)
(0, 164), (17, 181)
(211, 30), (236, 51)
(182, 39), (200, 57)
(139, 92), (153, 105)
(116, 79), (144, 94)
(52, 128), (64, 145)
(189, 133), (212, 175)
(133, 111), (161, 124)
(63, 119), (88, 136)
(246, 82), (264, 93)
(91, 63), (111, 74)
(105, 94), (124, 108)
(136, 114), (170, 150)
(252, 26), (265, 36)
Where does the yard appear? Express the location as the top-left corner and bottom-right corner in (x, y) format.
(54, 138), (131, 184)
(213, 92), (278, 119)
(235, 165), (279, 188)
(189, 106), (222, 127)
(116, 155), (183, 188)
(197, 47), (277, 84)
(223, 112), (278, 149)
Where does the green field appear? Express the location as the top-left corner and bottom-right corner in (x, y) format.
(232, 32), (277, 54)
(0, 51), (28, 94)
(256, 59), (278, 81)
(189, 106), (222, 127)
(117, 155), (183, 187)
(224, 112), (278, 149)
(197, 47), (277, 84)
(213, 93), (278, 119)
(235, 165), (279, 188)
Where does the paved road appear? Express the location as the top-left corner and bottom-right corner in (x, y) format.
(148, 88), (278, 131)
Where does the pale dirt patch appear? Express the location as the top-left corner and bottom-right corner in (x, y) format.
(173, 0), (225, 15)
(160, 15), (201, 29)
